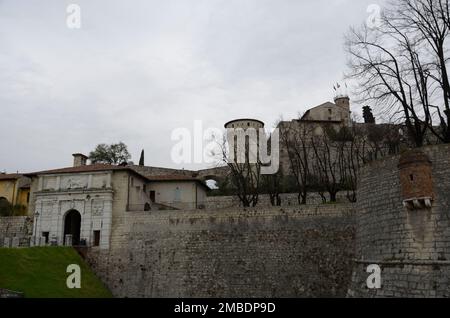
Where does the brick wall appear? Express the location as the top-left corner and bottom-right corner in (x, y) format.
(86, 204), (356, 298)
(398, 149), (434, 202)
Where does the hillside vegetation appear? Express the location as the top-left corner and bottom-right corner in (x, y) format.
(0, 247), (112, 298)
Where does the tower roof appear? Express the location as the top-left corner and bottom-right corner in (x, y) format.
(224, 118), (265, 128)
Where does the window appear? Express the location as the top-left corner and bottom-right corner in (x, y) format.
(93, 231), (101, 247)
(27, 192), (30, 203)
(150, 191), (156, 202)
(143, 184), (147, 193)
(130, 177), (134, 187)
(42, 232), (49, 244)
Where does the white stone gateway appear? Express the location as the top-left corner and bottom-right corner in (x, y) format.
(27, 154), (155, 250)
(3, 237), (10, 248)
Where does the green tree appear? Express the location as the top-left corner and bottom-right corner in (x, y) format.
(89, 142), (131, 165)
(0, 198), (12, 216)
(139, 149), (145, 166)
(0, 198), (26, 217)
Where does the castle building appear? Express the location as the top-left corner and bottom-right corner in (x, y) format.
(300, 96), (352, 127)
(224, 118), (265, 164)
(276, 95), (353, 175)
(145, 175), (209, 210)
(25, 154), (208, 249)
(199, 97), (354, 181)
(0, 173), (31, 214)
(224, 118), (265, 130)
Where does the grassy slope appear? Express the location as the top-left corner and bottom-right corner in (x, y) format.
(0, 247), (112, 298)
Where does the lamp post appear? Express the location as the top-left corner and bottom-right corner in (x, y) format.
(33, 211), (39, 246)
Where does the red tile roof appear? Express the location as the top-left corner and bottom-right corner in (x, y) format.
(146, 174), (210, 189)
(0, 173), (23, 180)
(24, 166), (210, 189)
(24, 164), (149, 180)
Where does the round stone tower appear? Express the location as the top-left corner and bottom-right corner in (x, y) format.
(334, 95), (350, 110)
(224, 119), (265, 164)
(334, 95), (351, 126)
(224, 118), (265, 130)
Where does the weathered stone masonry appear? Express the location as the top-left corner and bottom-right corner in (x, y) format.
(86, 204), (356, 298)
(3, 144), (449, 298)
(0, 216), (32, 247)
(348, 144), (450, 297)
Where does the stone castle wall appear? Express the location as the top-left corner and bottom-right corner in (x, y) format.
(348, 144), (450, 297)
(205, 192), (350, 209)
(86, 204), (356, 298)
(0, 216), (33, 247)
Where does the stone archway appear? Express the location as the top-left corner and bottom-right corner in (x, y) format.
(204, 178), (219, 190)
(200, 175), (222, 189)
(64, 210), (81, 246)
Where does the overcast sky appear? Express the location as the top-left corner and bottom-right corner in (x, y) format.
(0, 0), (382, 173)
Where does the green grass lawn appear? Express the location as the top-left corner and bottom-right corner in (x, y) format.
(0, 247), (112, 298)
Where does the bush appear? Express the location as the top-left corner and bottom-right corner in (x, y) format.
(0, 199), (12, 216)
(0, 199), (27, 217)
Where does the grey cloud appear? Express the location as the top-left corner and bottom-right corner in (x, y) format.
(0, 0), (382, 172)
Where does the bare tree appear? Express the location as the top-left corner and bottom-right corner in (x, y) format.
(261, 167), (284, 206)
(346, 24), (427, 146)
(310, 127), (342, 202)
(217, 132), (262, 208)
(279, 121), (313, 204)
(346, 0), (450, 146)
(362, 123), (403, 160)
(395, 0), (450, 141)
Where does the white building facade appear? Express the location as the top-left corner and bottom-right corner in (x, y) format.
(30, 171), (114, 249)
(26, 154), (210, 249)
